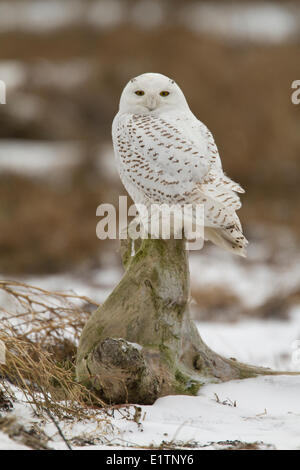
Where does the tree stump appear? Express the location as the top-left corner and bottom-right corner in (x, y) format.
(76, 237), (297, 405)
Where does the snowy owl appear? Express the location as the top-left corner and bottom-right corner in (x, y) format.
(112, 73), (248, 256)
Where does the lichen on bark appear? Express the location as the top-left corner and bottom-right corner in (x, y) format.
(76, 236), (298, 405)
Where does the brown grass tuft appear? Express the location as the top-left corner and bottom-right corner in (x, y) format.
(0, 280), (108, 421)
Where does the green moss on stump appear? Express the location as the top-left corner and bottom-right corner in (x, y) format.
(76, 237), (298, 405)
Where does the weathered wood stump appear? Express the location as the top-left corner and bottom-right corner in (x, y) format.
(76, 237), (297, 404)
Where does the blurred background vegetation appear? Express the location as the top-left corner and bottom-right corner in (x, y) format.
(0, 0), (299, 283)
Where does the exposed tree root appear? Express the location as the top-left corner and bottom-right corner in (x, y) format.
(76, 237), (299, 405)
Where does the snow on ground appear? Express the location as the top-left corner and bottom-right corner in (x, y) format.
(0, 140), (82, 178)
(0, 0), (85, 32)
(190, 238), (300, 309)
(182, 2), (299, 43)
(122, 375), (300, 451)
(0, 59), (96, 91)
(0, 431), (29, 450)
(0, 140), (119, 185)
(26, 265), (123, 306)
(1, 304), (300, 450)
(199, 308), (300, 371)
(2, 229), (296, 313)
(2, 375), (300, 450)
(0, 1), (299, 43)
(0, 220), (299, 449)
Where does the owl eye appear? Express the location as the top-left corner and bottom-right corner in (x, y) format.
(160, 91), (170, 97)
(135, 90), (145, 96)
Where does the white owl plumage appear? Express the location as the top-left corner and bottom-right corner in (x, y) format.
(112, 72), (248, 256)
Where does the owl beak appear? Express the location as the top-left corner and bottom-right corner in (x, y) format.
(145, 94), (158, 111)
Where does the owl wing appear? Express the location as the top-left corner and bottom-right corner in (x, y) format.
(113, 112), (247, 255)
(112, 113), (211, 205)
(192, 120), (248, 254)
(185, 120), (244, 226)
(113, 113), (243, 220)
(197, 121), (245, 193)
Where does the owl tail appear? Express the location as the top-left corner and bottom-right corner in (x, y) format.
(204, 226), (248, 257)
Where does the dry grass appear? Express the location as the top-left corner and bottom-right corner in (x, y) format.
(0, 280), (109, 421)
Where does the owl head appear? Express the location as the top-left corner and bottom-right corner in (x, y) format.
(118, 73), (189, 115)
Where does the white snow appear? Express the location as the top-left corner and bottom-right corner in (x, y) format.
(0, 61), (27, 89)
(0, 0), (84, 32)
(0, 431), (29, 450)
(1, 307), (300, 450)
(0, 0), (124, 32)
(182, 2), (298, 43)
(0, 140), (82, 179)
(129, 376), (300, 450)
(0, 140), (120, 185)
(126, 341), (143, 351)
(0, 59), (96, 91)
(199, 308), (300, 371)
(0, 1), (299, 43)
(0, 340), (5, 364)
(1, 209), (300, 449)
(190, 243), (300, 309)
(3, 374), (300, 450)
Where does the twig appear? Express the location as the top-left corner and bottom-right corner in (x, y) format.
(43, 406), (73, 450)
